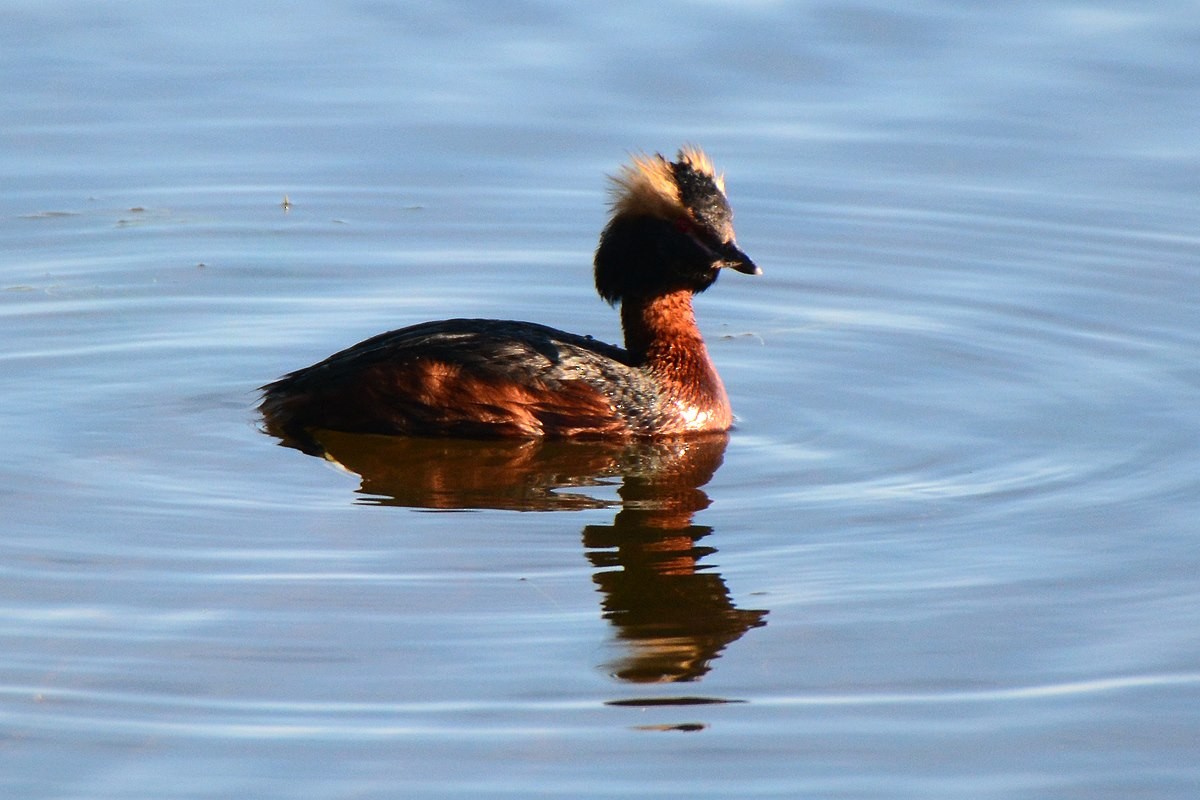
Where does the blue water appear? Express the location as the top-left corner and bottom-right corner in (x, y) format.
(3, 2), (1198, 798)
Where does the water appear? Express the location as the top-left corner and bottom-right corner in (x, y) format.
(3, 2), (1198, 798)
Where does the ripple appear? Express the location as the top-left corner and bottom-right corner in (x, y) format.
(0, 686), (598, 741)
(730, 186), (1198, 529)
(4, 671), (1195, 744)
(758, 672), (1200, 707)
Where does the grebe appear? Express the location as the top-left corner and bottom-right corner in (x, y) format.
(259, 146), (759, 439)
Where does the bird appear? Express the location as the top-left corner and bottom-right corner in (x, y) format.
(259, 146), (760, 440)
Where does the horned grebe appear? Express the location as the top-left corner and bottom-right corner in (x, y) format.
(259, 146), (759, 439)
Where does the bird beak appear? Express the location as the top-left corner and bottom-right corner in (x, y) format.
(716, 241), (762, 276)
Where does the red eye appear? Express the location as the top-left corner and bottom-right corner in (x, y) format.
(674, 217), (692, 233)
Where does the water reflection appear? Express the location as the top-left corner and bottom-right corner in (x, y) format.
(580, 436), (768, 682)
(266, 429), (767, 681)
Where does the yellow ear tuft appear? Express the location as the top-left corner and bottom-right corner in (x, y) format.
(607, 152), (686, 220)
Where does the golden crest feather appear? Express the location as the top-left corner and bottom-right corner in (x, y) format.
(607, 146), (725, 219)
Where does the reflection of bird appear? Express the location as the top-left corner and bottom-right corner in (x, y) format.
(261, 414), (767, 682)
(287, 431), (694, 511)
(589, 524), (768, 684)
(583, 436), (768, 683)
(260, 147), (759, 439)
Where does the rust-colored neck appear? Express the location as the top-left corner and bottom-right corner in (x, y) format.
(619, 291), (731, 428)
(620, 290), (705, 365)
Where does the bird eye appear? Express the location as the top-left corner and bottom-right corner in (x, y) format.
(674, 217), (692, 233)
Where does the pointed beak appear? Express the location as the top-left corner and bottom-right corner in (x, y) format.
(716, 241), (761, 276)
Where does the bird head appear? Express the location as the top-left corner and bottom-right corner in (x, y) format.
(594, 146), (759, 305)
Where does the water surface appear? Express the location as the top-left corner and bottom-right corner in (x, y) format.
(3, 2), (1198, 798)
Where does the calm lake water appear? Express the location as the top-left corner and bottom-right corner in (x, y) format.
(3, 2), (1198, 798)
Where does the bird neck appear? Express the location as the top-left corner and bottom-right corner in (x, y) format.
(619, 289), (732, 428)
(620, 290), (708, 366)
